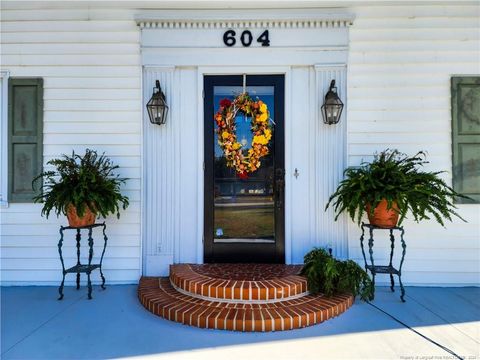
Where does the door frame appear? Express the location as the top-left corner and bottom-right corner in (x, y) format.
(195, 66), (292, 265)
(203, 74), (285, 263)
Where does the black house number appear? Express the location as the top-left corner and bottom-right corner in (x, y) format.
(223, 30), (270, 47)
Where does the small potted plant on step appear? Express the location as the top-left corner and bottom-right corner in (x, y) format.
(326, 149), (467, 228)
(301, 248), (374, 301)
(33, 149), (129, 227)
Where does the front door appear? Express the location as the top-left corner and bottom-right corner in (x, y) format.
(204, 75), (285, 263)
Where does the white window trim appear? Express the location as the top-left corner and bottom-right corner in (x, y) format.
(1, 70), (9, 207)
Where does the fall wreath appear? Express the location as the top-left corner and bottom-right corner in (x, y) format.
(215, 93), (273, 178)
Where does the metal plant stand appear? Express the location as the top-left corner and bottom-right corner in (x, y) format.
(359, 223), (407, 302)
(57, 223), (108, 300)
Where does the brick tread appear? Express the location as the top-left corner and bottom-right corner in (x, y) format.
(170, 264), (308, 301)
(139, 276), (354, 332)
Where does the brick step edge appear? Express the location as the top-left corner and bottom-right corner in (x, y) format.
(138, 277), (354, 332)
(170, 264), (309, 301)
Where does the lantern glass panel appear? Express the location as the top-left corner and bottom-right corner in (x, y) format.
(322, 101), (343, 124)
(147, 90), (169, 125)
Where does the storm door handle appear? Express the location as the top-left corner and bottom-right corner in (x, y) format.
(275, 168), (285, 210)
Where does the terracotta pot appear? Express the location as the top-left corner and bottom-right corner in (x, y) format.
(66, 204), (96, 227)
(366, 199), (399, 228)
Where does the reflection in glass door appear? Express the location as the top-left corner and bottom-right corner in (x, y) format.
(204, 75), (285, 263)
(214, 85), (275, 244)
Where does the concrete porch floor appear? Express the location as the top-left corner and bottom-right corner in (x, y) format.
(1, 285), (479, 360)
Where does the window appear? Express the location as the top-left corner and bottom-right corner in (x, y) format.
(451, 76), (480, 204)
(8, 78), (44, 203)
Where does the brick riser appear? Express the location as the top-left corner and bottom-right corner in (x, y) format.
(138, 277), (354, 332)
(170, 264), (308, 301)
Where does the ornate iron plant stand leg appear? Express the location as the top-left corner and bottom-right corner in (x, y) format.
(99, 224), (108, 290)
(359, 227), (367, 272)
(75, 229), (81, 290)
(359, 223), (407, 302)
(368, 227), (376, 292)
(57, 223), (108, 300)
(58, 227), (66, 300)
(87, 228), (94, 300)
(389, 229), (395, 292)
(399, 228), (407, 302)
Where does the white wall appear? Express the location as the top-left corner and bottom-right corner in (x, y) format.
(1, 3), (479, 286)
(0, 7), (143, 285)
(347, 5), (480, 286)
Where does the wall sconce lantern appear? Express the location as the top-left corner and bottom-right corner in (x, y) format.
(321, 80), (344, 125)
(146, 80), (169, 125)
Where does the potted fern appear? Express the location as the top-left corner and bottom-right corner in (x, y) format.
(33, 149), (129, 227)
(301, 248), (374, 301)
(326, 149), (467, 228)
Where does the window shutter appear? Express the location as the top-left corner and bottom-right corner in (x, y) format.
(451, 76), (480, 204)
(8, 78), (43, 202)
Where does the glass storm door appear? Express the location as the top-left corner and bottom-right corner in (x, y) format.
(204, 75), (285, 263)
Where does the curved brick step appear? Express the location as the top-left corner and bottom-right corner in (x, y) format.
(138, 277), (354, 332)
(170, 264), (308, 301)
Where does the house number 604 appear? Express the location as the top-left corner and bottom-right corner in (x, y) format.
(223, 30), (270, 47)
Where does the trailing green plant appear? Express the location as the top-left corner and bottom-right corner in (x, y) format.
(301, 248), (374, 301)
(326, 149), (468, 226)
(33, 149), (129, 219)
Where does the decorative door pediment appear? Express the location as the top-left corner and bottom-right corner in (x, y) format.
(136, 9), (353, 66)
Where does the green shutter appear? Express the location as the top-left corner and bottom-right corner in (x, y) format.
(451, 76), (480, 204)
(8, 78), (43, 203)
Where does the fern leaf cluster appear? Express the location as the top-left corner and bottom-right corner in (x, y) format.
(33, 149), (129, 219)
(301, 248), (374, 301)
(326, 149), (468, 226)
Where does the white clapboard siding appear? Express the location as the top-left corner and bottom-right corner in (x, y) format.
(0, 7), (142, 285)
(2, 20), (139, 33)
(1, 8), (134, 21)
(43, 145), (141, 157)
(44, 89), (141, 100)
(1, 235), (140, 248)
(2, 32), (139, 44)
(347, 5), (480, 285)
(44, 112), (140, 123)
(1, 207), (140, 224)
(44, 77), (141, 89)
(3, 66), (140, 77)
(1, 224), (140, 237)
(43, 121), (140, 134)
(0, 270), (138, 286)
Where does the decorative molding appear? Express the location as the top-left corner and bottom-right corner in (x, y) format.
(138, 19), (353, 29)
(136, 10), (354, 29)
